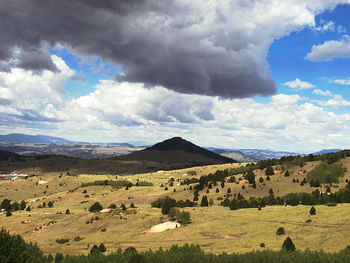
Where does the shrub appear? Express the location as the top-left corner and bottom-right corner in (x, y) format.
(26, 206), (31, 211)
(109, 203), (117, 209)
(6, 211), (12, 217)
(65, 209), (70, 214)
(260, 243), (265, 248)
(89, 202), (103, 213)
(276, 227), (285, 235)
(55, 238), (69, 244)
(177, 211), (191, 224)
(121, 204), (127, 211)
(284, 170), (290, 177)
(216, 188), (219, 193)
(310, 206), (316, 215)
(130, 202), (135, 208)
(282, 237), (296, 251)
(48, 201), (53, 208)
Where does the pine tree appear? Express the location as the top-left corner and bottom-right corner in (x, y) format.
(200, 196), (209, 207)
(282, 237), (296, 251)
(98, 243), (106, 252)
(19, 200), (26, 210)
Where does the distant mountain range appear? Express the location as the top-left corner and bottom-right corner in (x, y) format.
(116, 137), (235, 164)
(0, 133), (344, 161)
(0, 133), (134, 147)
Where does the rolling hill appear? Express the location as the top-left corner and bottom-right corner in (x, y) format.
(116, 137), (236, 164)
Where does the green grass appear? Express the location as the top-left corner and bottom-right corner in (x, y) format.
(307, 163), (346, 183)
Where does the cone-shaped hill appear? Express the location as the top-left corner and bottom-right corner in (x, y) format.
(116, 137), (236, 165)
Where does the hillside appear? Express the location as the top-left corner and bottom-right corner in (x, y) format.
(117, 137), (236, 164)
(0, 150), (22, 162)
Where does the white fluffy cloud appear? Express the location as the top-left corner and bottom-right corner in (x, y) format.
(283, 78), (315, 90)
(0, 55), (73, 124)
(305, 34), (350, 61)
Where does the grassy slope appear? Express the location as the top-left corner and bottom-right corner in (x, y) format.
(1, 160), (350, 255)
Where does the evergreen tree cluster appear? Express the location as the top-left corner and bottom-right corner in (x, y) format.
(151, 197), (195, 215)
(220, 188), (350, 211)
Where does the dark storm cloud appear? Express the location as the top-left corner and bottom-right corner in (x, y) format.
(0, 0), (276, 98)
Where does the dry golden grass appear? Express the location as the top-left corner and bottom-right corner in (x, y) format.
(1, 161), (350, 255)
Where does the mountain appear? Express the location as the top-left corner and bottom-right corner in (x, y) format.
(313, 149), (343, 155)
(0, 133), (74, 144)
(116, 137), (236, 164)
(208, 147), (299, 162)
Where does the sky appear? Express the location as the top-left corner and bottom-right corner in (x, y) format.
(1, 1), (350, 153)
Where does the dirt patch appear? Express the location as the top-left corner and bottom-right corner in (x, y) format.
(200, 232), (222, 239)
(224, 233), (246, 239)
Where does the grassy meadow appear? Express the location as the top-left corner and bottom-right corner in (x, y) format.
(1, 160), (350, 256)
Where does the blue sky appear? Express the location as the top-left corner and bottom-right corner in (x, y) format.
(1, 1), (350, 153)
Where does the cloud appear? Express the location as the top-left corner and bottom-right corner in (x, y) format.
(0, 55), (73, 124)
(2, 55), (350, 152)
(305, 34), (350, 61)
(313, 89), (332, 96)
(283, 78), (315, 90)
(334, 78), (350, 85)
(314, 94), (350, 107)
(0, 0), (348, 98)
(313, 20), (346, 33)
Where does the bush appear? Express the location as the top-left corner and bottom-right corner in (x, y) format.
(48, 201), (53, 208)
(55, 238), (69, 244)
(284, 170), (290, 177)
(89, 202), (103, 212)
(26, 206), (31, 211)
(6, 211), (12, 217)
(130, 202), (135, 208)
(310, 206), (316, 215)
(121, 204), (127, 211)
(276, 227), (285, 235)
(109, 203), (117, 209)
(282, 237), (296, 251)
(177, 211), (191, 224)
(260, 243), (265, 248)
(65, 209), (70, 214)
